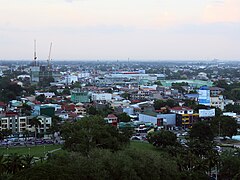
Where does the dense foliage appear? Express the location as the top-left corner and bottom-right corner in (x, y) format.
(61, 116), (130, 156)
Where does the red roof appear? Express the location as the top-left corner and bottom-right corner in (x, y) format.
(170, 106), (193, 111)
(62, 104), (76, 111)
(0, 102), (6, 106)
(107, 114), (117, 119)
(6, 112), (18, 117)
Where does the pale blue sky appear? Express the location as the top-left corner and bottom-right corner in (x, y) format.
(0, 0), (239, 60)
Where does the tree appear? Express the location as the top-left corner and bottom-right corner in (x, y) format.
(35, 94), (45, 103)
(153, 99), (176, 110)
(86, 106), (98, 115)
(29, 117), (41, 142)
(22, 155), (34, 169)
(147, 130), (177, 148)
(212, 116), (238, 138)
(117, 113), (131, 122)
(219, 152), (240, 179)
(0, 154), (6, 175)
(5, 154), (24, 174)
(120, 92), (131, 100)
(225, 104), (240, 114)
(13, 149), (179, 180)
(154, 80), (162, 86)
(61, 116), (130, 156)
(189, 121), (214, 142)
(21, 103), (32, 116)
(49, 116), (62, 134)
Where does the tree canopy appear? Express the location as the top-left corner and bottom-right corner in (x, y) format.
(61, 116), (130, 156)
(147, 130), (177, 148)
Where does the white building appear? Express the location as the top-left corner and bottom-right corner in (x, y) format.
(170, 107), (193, 115)
(37, 115), (52, 133)
(0, 115), (29, 133)
(92, 93), (112, 101)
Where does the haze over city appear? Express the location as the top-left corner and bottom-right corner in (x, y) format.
(0, 0), (240, 60)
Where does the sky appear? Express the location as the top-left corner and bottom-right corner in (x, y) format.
(0, 0), (240, 61)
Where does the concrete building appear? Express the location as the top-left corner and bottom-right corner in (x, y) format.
(71, 88), (91, 103)
(37, 115), (52, 133)
(0, 115), (29, 133)
(92, 93), (112, 102)
(198, 86), (211, 106)
(138, 113), (176, 129)
(170, 107), (198, 128)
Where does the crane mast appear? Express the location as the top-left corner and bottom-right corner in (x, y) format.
(34, 40), (37, 66)
(47, 42), (53, 69)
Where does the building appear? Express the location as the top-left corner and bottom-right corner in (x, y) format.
(30, 66), (40, 83)
(37, 115), (52, 133)
(104, 114), (118, 126)
(198, 86), (211, 106)
(139, 113), (176, 129)
(210, 87), (224, 97)
(0, 114), (29, 133)
(170, 107), (199, 128)
(71, 88), (91, 103)
(92, 93), (112, 102)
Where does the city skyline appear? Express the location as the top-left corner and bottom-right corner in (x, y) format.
(0, 0), (240, 60)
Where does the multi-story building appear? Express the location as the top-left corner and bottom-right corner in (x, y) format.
(71, 88), (91, 103)
(0, 114), (52, 134)
(92, 93), (112, 102)
(0, 114), (29, 133)
(170, 107), (199, 128)
(37, 115), (52, 133)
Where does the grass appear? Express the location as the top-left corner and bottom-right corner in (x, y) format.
(0, 141), (156, 157)
(129, 141), (158, 152)
(0, 144), (62, 157)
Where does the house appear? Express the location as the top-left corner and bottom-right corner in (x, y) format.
(104, 114), (118, 126)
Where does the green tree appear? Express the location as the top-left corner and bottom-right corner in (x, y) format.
(153, 99), (176, 110)
(21, 103), (32, 116)
(5, 154), (24, 174)
(189, 121), (214, 142)
(154, 80), (162, 86)
(117, 113), (131, 122)
(29, 117), (41, 142)
(35, 94), (45, 103)
(212, 116), (238, 138)
(86, 106), (98, 115)
(219, 152), (240, 179)
(22, 155), (34, 169)
(120, 92), (131, 100)
(147, 130), (177, 148)
(0, 154), (6, 175)
(225, 104), (240, 114)
(61, 116), (129, 156)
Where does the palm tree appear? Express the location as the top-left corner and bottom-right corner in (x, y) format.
(0, 154), (7, 175)
(22, 154), (34, 169)
(5, 153), (24, 174)
(29, 117), (41, 143)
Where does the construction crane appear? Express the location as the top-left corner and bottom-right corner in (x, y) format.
(34, 40), (37, 66)
(47, 42), (53, 69)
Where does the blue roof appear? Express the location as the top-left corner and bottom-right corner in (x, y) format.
(199, 86), (209, 90)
